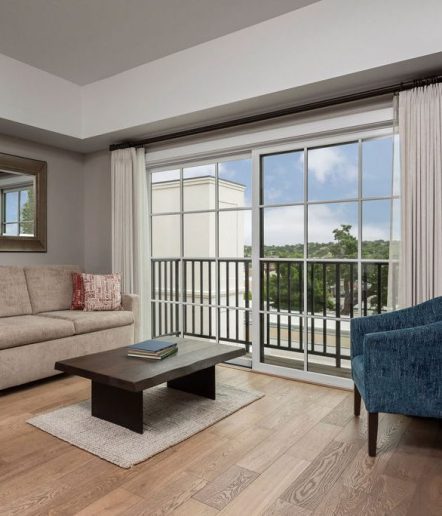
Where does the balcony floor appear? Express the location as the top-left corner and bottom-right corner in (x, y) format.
(0, 367), (440, 514)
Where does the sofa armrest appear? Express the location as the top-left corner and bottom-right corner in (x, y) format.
(121, 293), (140, 342)
(361, 321), (442, 415)
(350, 297), (442, 359)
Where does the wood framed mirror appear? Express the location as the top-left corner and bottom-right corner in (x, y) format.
(0, 152), (47, 252)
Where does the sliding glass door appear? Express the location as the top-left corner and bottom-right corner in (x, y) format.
(254, 134), (399, 385)
(148, 128), (399, 386)
(149, 157), (253, 366)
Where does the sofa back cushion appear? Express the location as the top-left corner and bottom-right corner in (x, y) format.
(0, 266), (32, 317)
(24, 265), (82, 314)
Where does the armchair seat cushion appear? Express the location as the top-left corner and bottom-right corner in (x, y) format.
(39, 310), (134, 335)
(0, 315), (75, 350)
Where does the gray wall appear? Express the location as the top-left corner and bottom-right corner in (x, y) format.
(83, 150), (112, 273)
(0, 134), (85, 267)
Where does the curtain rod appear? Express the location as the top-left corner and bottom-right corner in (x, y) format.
(109, 73), (442, 151)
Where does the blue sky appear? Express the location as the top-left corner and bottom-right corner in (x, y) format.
(152, 137), (395, 249)
(5, 191), (19, 222)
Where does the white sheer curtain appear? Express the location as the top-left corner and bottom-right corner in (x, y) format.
(387, 98), (401, 311)
(111, 147), (149, 338)
(398, 83), (442, 306)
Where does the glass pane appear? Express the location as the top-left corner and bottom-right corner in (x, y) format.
(308, 142), (358, 201)
(362, 137), (393, 197)
(261, 261), (303, 313)
(19, 189), (28, 209)
(218, 307), (251, 344)
(218, 260), (251, 310)
(19, 222), (34, 236)
(307, 318), (351, 378)
(362, 200), (391, 259)
(219, 210), (251, 258)
(219, 159), (252, 208)
(261, 151), (304, 205)
(20, 188), (34, 232)
(151, 259), (180, 302)
(184, 304), (216, 339)
(308, 202), (358, 258)
(183, 164), (215, 211)
(260, 313), (305, 369)
(183, 212), (216, 257)
(5, 191), (19, 222)
(183, 259), (216, 307)
(262, 205), (304, 258)
(151, 214), (180, 257)
(151, 301), (181, 338)
(390, 198), (400, 258)
(362, 263), (390, 315)
(4, 223), (19, 235)
(151, 169), (180, 214)
(307, 262), (358, 318)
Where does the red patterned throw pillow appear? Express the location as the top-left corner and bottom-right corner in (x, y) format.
(71, 272), (85, 310)
(82, 273), (122, 311)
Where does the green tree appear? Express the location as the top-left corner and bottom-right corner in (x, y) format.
(263, 225), (389, 316)
(330, 224), (357, 315)
(20, 188), (35, 235)
(266, 262), (303, 312)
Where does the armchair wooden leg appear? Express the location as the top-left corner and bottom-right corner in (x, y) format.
(368, 412), (378, 457)
(354, 385), (361, 416)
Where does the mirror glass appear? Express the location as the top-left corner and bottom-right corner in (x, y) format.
(0, 170), (36, 237)
(0, 152), (46, 252)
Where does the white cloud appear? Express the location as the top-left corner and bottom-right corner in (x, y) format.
(263, 206), (304, 245)
(301, 146), (357, 185)
(362, 224), (390, 241)
(308, 204), (357, 243)
(263, 203), (369, 245)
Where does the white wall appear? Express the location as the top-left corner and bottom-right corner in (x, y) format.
(0, 53), (81, 137)
(0, 0), (441, 147)
(83, 0), (442, 138)
(0, 138), (112, 272)
(0, 134), (84, 267)
(83, 150), (112, 273)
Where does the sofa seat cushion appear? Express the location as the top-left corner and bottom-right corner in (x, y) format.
(0, 266), (32, 317)
(39, 310), (134, 335)
(0, 315), (75, 350)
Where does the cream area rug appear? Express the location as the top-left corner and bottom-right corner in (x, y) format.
(28, 383), (263, 468)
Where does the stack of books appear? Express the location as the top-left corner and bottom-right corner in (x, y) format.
(127, 340), (178, 360)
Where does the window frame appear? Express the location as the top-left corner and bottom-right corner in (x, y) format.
(252, 127), (398, 388)
(0, 152), (47, 252)
(147, 124), (398, 389)
(1, 183), (35, 237)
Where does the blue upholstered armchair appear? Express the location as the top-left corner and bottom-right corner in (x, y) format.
(350, 297), (442, 456)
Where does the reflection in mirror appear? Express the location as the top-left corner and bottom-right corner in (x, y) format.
(0, 170), (36, 237)
(0, 152), (46, 252)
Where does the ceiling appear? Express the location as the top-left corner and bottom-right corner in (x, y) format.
(1, 52), (441, 154)
(0, 0), (319, 85)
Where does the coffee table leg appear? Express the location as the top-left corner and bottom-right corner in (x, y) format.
(91, 382), (144, 434)
(167, 365), (216, 400)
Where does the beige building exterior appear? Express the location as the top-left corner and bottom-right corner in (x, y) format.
(152, 176), (248, 340)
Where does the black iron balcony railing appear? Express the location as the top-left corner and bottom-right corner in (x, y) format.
(151, 258), (395, 368)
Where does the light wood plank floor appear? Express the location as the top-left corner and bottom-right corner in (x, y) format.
(0, 366), (440, 515)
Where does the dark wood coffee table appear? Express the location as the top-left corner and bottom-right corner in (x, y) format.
(55, 339), (245, 434)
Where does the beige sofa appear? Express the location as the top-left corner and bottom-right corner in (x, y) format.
(0, 265), (139, 390)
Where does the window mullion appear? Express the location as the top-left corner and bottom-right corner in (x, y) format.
(358, 139), (363, 318)
(303, 147), (308, 371)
